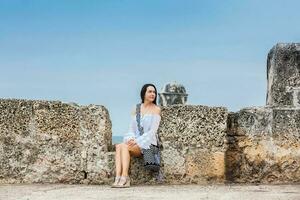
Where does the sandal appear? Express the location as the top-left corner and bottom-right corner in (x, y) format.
(110, 176), (121, 188)
(116, 176), (130, 188)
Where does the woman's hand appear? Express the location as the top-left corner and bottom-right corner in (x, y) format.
(126, 139), (137, 147)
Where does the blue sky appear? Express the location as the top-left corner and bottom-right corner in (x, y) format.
(1, 0), (299, 136)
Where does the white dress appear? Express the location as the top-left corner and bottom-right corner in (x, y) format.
(123, 113), (161, 149)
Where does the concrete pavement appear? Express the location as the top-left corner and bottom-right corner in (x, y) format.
(0, 183), (299, 200)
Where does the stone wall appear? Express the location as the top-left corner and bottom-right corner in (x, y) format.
(266, 43), (300, 107)
(128, 105), (228, 185)
(225, 43), (300, 184)
(1, 43), (300, 185)
(0, 99), (229, 185)
(0, 99), (112, 184)
(226, 107), (300, 183)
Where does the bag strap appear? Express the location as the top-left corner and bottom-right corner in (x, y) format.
(136, 103), (144, 136)
(135, 103), (160, 146)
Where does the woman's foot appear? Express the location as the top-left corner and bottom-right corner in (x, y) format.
(116, 176), (130, 188)
(110, 176), (121, 188)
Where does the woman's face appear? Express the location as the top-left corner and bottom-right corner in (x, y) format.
(144, 86), (156, 103)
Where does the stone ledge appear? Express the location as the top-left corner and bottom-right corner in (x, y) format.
(0, 98), (112, 184)
(226, 107), (300, 183)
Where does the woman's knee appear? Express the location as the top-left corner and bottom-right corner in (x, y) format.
(115, 143), (122, 149)
(116, 142), (127, 147)
(120, 143), (129, 150)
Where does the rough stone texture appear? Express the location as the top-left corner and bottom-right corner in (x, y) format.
(123, 104), (229, 185)
(266, 43), (300, 107)
(222, 43), (300, 184)
(220, 43), (300, 184)
(0, 100), (228, 185)
(226, 107), (300, 183)
(0, 99), (112, 184)
(1, 43), (300, 186)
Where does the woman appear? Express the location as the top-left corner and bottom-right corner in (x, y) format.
(111, 83), (162, 188)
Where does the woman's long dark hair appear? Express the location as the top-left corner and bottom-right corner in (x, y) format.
(140, 83), (158, 105)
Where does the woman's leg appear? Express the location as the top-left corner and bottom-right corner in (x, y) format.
(115, 144), (122, 176)
(120, 143), (131, 176)
(117, 143), (143, 186)
(120, 143), (142, 176)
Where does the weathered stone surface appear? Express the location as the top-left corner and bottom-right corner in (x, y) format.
(266, 43), (300, 107)
(226, 107), (300, 183)
(1, 98), (300, 185)
(222, 43), (300, 184)
(2, 43), (300, 186)
(0, 99), (112, 184)
(122, 104), (229, 185)
(1, 100), (229, 185)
